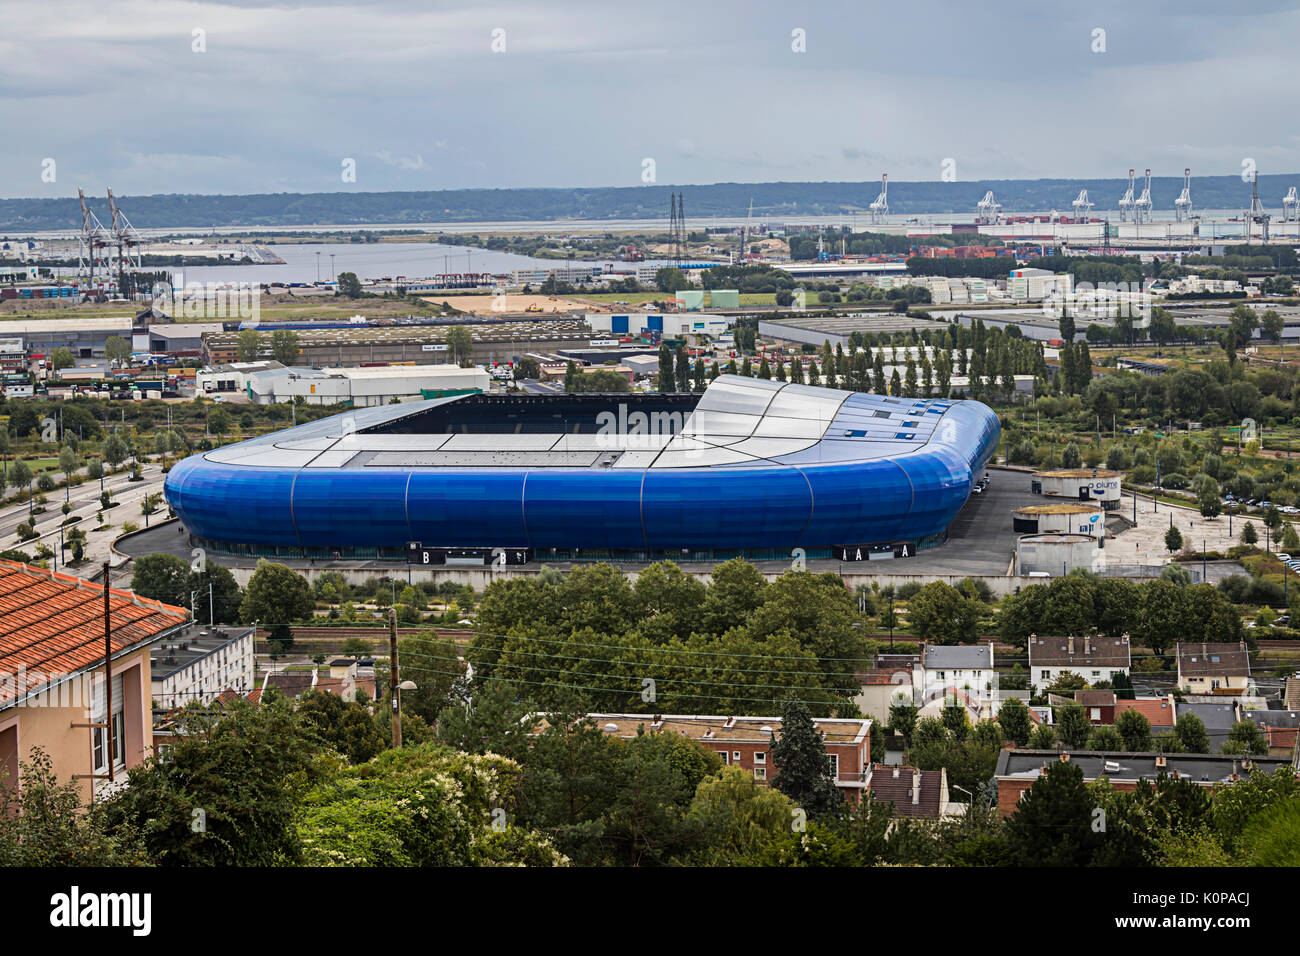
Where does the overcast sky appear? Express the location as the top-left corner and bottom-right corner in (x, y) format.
(3, 0), (1298, 198)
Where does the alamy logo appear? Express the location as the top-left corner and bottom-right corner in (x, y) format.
(49, 886), (151, 936)
(153, 272), (260, 321)
(595, 404), (686, 449)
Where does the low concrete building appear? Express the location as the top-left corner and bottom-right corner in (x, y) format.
(245, 363), (490, 406)
(995, 750), (1291, 816)
(150, 625), (255, 709)
(1017, 532), (1103, 575)
(1012, 502), (1104, 536)
(1031, 468), (1123, 510)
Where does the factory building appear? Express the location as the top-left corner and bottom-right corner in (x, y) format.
(243, 364), (490, 406)
(585, 312), (734, 339)
(1031, 469), (1124, 510)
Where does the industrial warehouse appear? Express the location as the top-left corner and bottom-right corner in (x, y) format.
(162, 375), (1000, 561)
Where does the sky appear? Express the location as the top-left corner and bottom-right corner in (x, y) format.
(2, 0), (1299, 198)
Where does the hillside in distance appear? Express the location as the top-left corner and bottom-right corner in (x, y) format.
(2, 174), (1296, 232)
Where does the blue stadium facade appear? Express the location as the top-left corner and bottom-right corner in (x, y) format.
(164, 375), (1000, 563)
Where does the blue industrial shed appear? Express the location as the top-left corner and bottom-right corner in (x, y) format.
(164, 375), (1000, 563)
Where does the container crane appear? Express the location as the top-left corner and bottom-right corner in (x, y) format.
(976, 190), (1001, 224)
(106, 188), (143, 292)
(1134, 169), (1153, 224)
(1249, 169), (1270, 242)
(868, 173), (889, 224)
(1174, 168), (1193, 221)
(1283, 187), (1299, 223)
(76, 187), (111, 299)
(1117, 169), (1136, 222)
(1071, 189), (1094, 220)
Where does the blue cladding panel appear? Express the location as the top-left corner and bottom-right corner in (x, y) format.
(800, 459), (916, 543)
(524, 470), (646, 550)
(292, 471), (412, 548)
(647, 315), (663, 331)
(407, 471), (527, 547)
(611, 315), (628, 334)
(641, 467), (812, 550)
(166, 457), (300, 547)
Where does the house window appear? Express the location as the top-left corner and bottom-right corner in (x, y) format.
(732, 751), (742, 763)
(936, 671), (945, 681)
(92, 673), (125, 776)
(1040, 670), (1050, 681)
(826, 753), (839, 778)
(754, 751), (766, 765)
(1091, 671), (1101, 678)
(717, 750), (728, 763)
(754, 768), (766, 781)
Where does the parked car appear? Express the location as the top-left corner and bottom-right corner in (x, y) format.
(1280, 553), (1292, 562)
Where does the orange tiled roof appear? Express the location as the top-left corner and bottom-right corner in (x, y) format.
(1114, 697), (1176, 728)
(0, 559), (188, 708)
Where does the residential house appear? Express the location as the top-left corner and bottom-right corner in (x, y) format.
(264, 668), (375, 702)
(1114, 696), (1177, 733)
(852, 669), (911, 725)
(1176, 642), (1252, 695)
(1075, 689), (1117, 725)
(914, 643), (996, 709)
(995, 750), (1291, 816)
(868, 766), (952, 819)
(562, 713), (872, 796)
(0, 559), (189, 803)
(1027, 633), (1131, 691)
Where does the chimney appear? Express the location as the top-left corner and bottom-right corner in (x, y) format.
(1068, 636), (1075, 655)
(892, 766), (900, 779)
(912, 770), (921, 806)
(1060, 752), (1071, 763)
(1155, 754), (1167, 768)
(1084, 635), (1091, 656)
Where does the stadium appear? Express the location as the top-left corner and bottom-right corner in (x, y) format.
(163, 375), (1001, 564)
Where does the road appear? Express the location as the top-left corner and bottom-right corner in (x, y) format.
(1, 461), (168, 569)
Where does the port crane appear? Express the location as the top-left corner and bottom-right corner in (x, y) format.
(1133, 169), (1153, 223)
(1071, 189), (1094, 220)
(106, 188), (144, 291)
(868, 173), (889, 224)
(1118, 169), (1136, 222)
(976, 190), (1001, 224)
(1283, 187), (1299, 223)
(1174, 168), (1193, 221)
(76, 187), (112, 298)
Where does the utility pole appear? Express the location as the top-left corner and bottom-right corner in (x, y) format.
(103, 560), (114, 783)
(389, 608), (402, 749)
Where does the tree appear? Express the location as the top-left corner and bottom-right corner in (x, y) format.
(445, 325), (474, 367)
(336, 271), (363, 298)
(268, 329), (301, 366)
(104, 335), (132, 366)
(905, 581), (981, 645)
(296, 689), (386, 763)
(770, 698), (841, 818)
(658, 343), (675, 393)
(240, 560), (313, 648)
(1241, 521), (1258, 546)
(997, 697), (1032, 747)
(1061, 443), (1082, 469)
(1085, 725), (1124, 750)
(1197, 477), (1222, 518)
(888, 700), (919, 746)
(100, 697), (323, 866)
(1173, 713), (1211, 754)
(1028, 724), (1057, 749)
(1005, 759), (1100, 866)
(1055, 703), (1091, 749)
(236, 329), (263, 362)
(102, 433), (129, 470)
(0, 749), (145, 866)
(1222, 720), (1268, 756)
(654, 267), (689, 293)
(688, 765), (794, 865)
(49, 347), (74, 372)
(1116, 708), (1152, 751)
(131, 553), (191, 607)
(1164, 525), (1184, 553)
